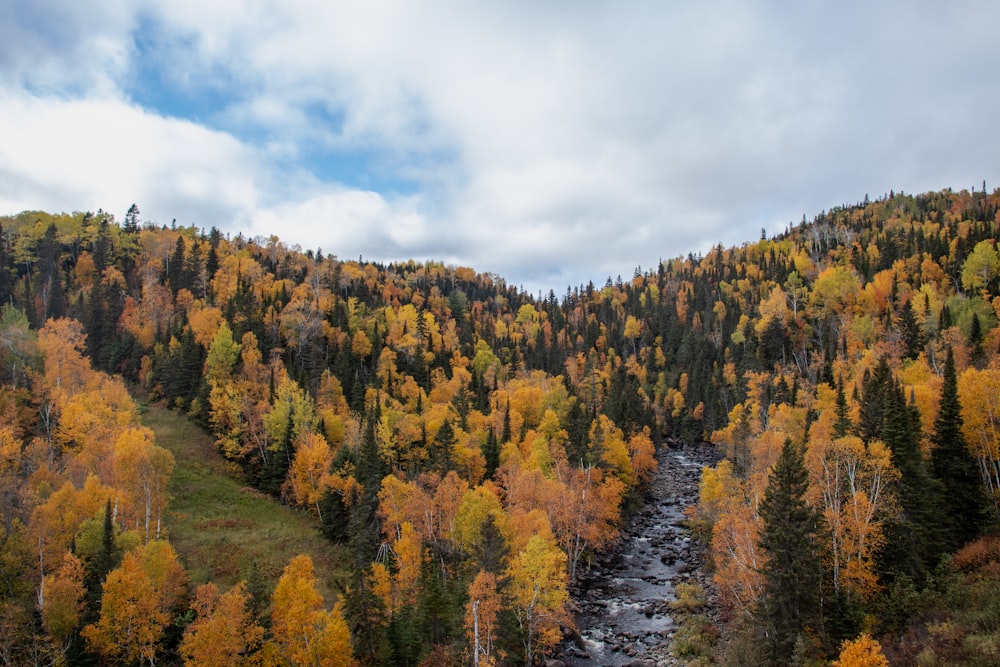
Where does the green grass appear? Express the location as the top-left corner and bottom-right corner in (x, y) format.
(141, 403), (347, 603)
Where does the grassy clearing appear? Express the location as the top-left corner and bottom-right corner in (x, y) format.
(141, 402), (347, 603)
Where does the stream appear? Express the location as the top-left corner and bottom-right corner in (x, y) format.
(554, 440), (721, 667)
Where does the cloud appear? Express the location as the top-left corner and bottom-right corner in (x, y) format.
(0, 93), (261, 225)
(2, 1), (1000, 294)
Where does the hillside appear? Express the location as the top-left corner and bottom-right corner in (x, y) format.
(0, 186), (998, 665)
(142, 402), (345, 601)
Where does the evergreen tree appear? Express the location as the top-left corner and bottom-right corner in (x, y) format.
(857, 361), (890, 443)
(897, 299), (923, 359)
(123, 203), (140, 233)
(930, 348), (988, 551)
(261, 408), (294, 497)
(757, 439), (824, 662)
(833, 377), (851, 438)
(969, 312), (984, 361)
(876, 371), (944, 580)
(84, 499), (119, 620)
(482, 428), (500, 481)
(431, 419), (456, 474)
(342, 403), (392, 664)
(168, 235), (187, 294)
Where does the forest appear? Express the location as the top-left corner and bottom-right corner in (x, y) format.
(0, 186), (998, 666)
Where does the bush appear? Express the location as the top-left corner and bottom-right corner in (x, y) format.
(673, 614), (718, 659)
(671, 582), (707, 613)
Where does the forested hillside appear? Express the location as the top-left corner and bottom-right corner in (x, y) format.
(1, 187), (999, 665)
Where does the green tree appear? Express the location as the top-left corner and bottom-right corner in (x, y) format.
(757, 439), (824, 661)
(930, 348), (988, 551)
(431, 419), (456, 474)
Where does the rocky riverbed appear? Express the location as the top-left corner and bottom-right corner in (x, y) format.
(554, 439), (722, 667)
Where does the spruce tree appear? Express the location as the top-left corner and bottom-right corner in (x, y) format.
(877, 373), (944, 580)
(757, 439), (824, 661)
(482, 428), (500, 481)
(834, 376), (851, 438)
(84, 499), (119, 620)
(432, 418), (456, 473)
(930, 348), (988, 551)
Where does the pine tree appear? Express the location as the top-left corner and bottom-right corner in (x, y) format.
(877, 374), (944, 580)
(432, 419), (456, 474)
(969, 312), (984, 362)
(482, 429), (500, 481)
(84, 499), (119, 620)
(834, 377), (851, 438)
(757, 439), (824, 661)
(930, 348), (988, 551)
(857, 361), (890, 443)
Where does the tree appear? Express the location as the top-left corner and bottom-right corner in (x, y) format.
(465, 571), (503, 667)
(285, 431), (334, 518)
(124, 203), (140, 233)
(960, 239), (1000, 294)
(41, 551), (86, 659)
(269, 554), (355, 666)
(431, 418), (456, 473)
(180, 582), (263, 667)
(930, 348), (988, 551)
(82, 550), (166, 665)
(505, 534), (570, 665)
(957, 367), (1000, 517)
(832, 633), (888, 667)
(82, 540), (187, 666)
(757, 439), (824, 660)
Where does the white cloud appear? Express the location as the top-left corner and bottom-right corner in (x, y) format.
(0, 93), (260, 226)
(2, 1), (1000, 294)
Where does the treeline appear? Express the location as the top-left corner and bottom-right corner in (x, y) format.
(2, 185), (1000, 664)
(0, 207), (658, 665)
(690, 188), (1000, 665)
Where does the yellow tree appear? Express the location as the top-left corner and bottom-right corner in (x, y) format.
(505, 534), (571, 665)
(41, 551), (85, 659)
(37, 318), (91, 406)
(285, 431), (334, 518)
(139, 540), (188, 620)
(269, 554), (355, 667)
(82, 550), (165, 666)
(832, 633), (889, 667)
(710, 494), (764, 614)
(465, 571), (503, 667)
(958, 367), (1000, 515)
(806, 435), (896, 597)
(83, 540), (188, 665)
(112, 427), (175, 542)
(588, 415), (633, 486)
(180, 582), (263, 667)
(627, 427), (658, 485)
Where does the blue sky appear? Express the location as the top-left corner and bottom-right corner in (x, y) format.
(2, 1), (999, 295)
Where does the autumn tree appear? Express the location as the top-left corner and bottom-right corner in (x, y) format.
(465, 571), (503, 667)
(269, 554), (355, 667)
(180, 582), (263, 667)
(958, 367), (1000, 516)
(505, 534), (570, 665)
(83, 549), (165, 665)
(832, 633), (888, 667)
(41, 551), (86, 660)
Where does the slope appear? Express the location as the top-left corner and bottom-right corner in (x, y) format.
(141, 401), (346, 603)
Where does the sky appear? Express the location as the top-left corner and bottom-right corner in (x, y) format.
(2, 1), (999, 296)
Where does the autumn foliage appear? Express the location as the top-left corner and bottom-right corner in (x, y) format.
(2, 187), (1000, 663)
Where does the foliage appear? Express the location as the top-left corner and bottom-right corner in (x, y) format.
(3, 186), (1000, 663)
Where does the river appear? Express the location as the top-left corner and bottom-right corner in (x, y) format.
(554, 441), (721, 667)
